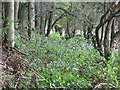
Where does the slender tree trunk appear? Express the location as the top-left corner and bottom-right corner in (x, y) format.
(101, 2), (106, 42)
(104, 20), (112, 59)
(46, 11), (53, 36)
(44, 14), (48, 34)
(14, 0), (19, 21)
(0, 2), (3, 82)
(18, 3), (28, 31)
(72, 20), (76, 37)
(28, 1), (35, 39)
(35, 2), (40, 32)
(4, 1), (14, 47)
(65, 17), (70, 39)
(40, 2), (46, 35)
(0, 2), (2, 29)
(83, 20), (87, 39)
(110, 19), (115, 48)
(87, 25), (92, 39)
(2, 2), (5, 20)
(72, 26), (76, 37)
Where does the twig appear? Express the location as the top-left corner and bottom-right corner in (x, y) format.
(93, 83), (117, 90)
(0, 80), (6, 89)
(13, 47), (28, 56)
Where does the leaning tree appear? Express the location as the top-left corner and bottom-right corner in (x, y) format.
(94, 1), (120, 60)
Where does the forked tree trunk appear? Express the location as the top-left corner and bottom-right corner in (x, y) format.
(4, 1), (14, 47)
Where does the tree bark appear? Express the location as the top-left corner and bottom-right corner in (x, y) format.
(104, 20), (112, 59)
(65, 17), (71, 39)
(110, 19), (115, 48)
(28, 1), (35, 39)
(40, 2), (46, 35)
(100, 2), (107, 42)
(0, 2), (2, 28)
(46, 11), (53, 36)
(14, 0), (19, 21)
(18, 3), (28, 31)
(83, 20), (87, 39)
(95, 1), (120, 59)
(4, 1), (14, 47)
(0, 1), (2, 69)
(2, 2), (5, 20)
(35, 2), (41, 32)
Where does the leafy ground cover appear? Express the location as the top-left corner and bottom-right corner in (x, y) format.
(2, 31), (119, 89)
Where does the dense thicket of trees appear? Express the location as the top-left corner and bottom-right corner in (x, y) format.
(2, 1), (119, 59)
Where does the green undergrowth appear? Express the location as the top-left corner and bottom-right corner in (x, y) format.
(8, 32), (120, 88)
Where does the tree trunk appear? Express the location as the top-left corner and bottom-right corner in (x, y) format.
(2, 2), (5, 20)
(0, 1), (2, 86)
(72, 20), (76, 37)
(110, 19), (115, 48)
(46, 11), (53, 36)
(4, 1), (14, 47)
(44, 14), (48, 34)
(40, 2), (46, 35)
(104, 20), (112, 59)
(83, 20), (87, 39)
(87, 25), (93, 40)
(95, 1), (120, 59)
(72, 26), (76, 37)
(14, 0), (19, 21)
(28, 1), (35, 39)
(18, 3), (28, 31)
(35, 2), (41, 32)
(100, 2), (107, 42)
(65, 17), (70, 39)
(0, 1), (2, 67)
(0, 2), (2, 29)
